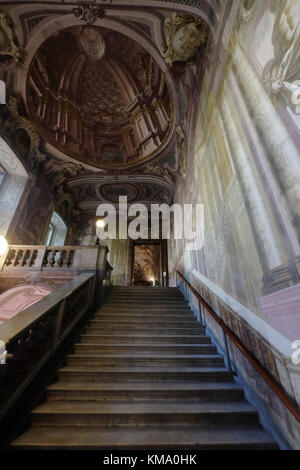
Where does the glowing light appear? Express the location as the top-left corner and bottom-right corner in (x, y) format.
(96, 219), (105, 228)
(0, 236), (8, 255)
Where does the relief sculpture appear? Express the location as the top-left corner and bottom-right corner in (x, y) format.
(163, 13), (208, 66)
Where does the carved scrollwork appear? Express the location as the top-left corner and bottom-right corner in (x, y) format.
(72, 4), (105, 25)
(163, 13), (209, 66)
(0, 10), (21, 65)
(7, 96), (46, 164)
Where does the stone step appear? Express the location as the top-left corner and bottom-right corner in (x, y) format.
(11, 424), (277, 450)
(96, 309), (194, 315)
(106, 296), (185, 301)
(100, 305), (191, 311)
(94, 313), (196, 321)
(112, 287), (179, 291)
(106, 295), (186, 299)
(80, 334), (211, 344)
(66, 354), (224, 368)
(85, 327), (206, 335)
(89, 319), (199, 328)
(99, 301), (191, 312)
(10, 285), (278, 451)
(74, 343), (217, 354)
(105, 300), (188, 306)
(47, 381), (245, 402)
(30, 401), (258, 427)
(58, 367), (233, 383)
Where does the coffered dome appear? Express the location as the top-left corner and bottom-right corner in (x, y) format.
(27, 26), (173, 170)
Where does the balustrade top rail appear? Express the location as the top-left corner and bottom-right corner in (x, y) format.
(0, 273), (94, 344)
(0, 244), (108, 272)
(175, 270), (300, 423)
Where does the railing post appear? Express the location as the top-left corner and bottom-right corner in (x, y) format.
(183, 281), (187, 300)
(53, 299), (66, 345)
(88, 276), (96, 308)
(222, 330), (233, 373)
(198, 299), (205, 327)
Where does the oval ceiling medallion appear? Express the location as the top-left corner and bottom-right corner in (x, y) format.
(80, 26), (105, 60)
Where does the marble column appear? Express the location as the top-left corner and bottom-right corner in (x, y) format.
(220, 94), (283, 273)
(232, 43), (300, 241)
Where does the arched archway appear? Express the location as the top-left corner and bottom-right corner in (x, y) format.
(0, 283), (53, 325)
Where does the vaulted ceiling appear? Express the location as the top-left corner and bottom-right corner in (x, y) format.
(27, 25), (172, 170)
(0, 0), (227, 228)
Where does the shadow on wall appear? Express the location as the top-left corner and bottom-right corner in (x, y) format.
(0, 284), (53, 325)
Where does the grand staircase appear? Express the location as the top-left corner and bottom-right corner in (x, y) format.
(12, 287), (277, 449)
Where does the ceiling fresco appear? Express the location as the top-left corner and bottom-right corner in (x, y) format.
(0, 0), (219, 218)
(27, 26), (173, 170)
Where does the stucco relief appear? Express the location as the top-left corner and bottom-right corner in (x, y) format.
(7, 96), (46, 165)
(163, 13), (209, 66)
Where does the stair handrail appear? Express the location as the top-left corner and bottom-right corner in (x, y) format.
(175, 270), (300, 422)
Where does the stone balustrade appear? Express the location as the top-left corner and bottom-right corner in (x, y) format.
(0, 244), (109, 273)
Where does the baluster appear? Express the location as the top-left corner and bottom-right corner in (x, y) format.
(14, 250), (24, 267)
(4, 249), (16, 266)
(54, 250), (62, 267)
(61, 250), (69, 267)
(68, 250), (75, 267)
(46, 249), (55, 267)
(30, 249), (38, 267)
(21, 249), (31, 267)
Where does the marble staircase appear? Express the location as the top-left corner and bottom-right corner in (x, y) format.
(12, 287), (278, 450)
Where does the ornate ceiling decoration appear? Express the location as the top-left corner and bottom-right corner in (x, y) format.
(0, 0), (225, 211)
(98, 183), (140, 204)
(0, 9), (21, 66)
(163, 13), (209, 65)
(72, 4), (105, 25)
(27, 26), (173, 170)
(65, 174), (174, 211)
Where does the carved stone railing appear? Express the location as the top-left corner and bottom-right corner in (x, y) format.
(0, 245), (108, 273)
(0, 273), (96, 420)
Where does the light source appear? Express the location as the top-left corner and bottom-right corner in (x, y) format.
(0, 235), (8, 255)
(96, 219), (105, 229)
(95, 219), (105, 246)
